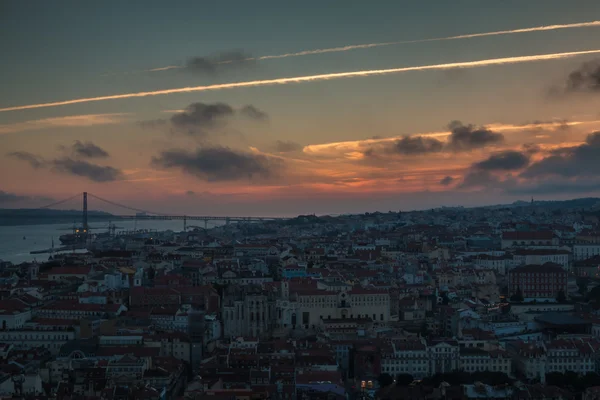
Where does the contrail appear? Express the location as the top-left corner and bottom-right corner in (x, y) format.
(3, 49), (600, 113)
(137, 20), (600, 73)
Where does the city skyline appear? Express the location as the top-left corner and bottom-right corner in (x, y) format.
(3, 1), (600, 216)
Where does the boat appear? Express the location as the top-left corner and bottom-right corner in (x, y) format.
(59, 227), (88, 245)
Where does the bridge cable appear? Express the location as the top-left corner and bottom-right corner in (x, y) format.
(87, 193), (171, 216)
(38, 193), (82, 209)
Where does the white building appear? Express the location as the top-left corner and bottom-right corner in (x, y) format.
(513, 249), (571, 270)
(459, 348), (511, 375)
(0, 329), (76, 355)
(545, 339), (596, 375)
(381, 339), (429, 378)
(573, 244), (600, 261)
(427, 339), (460, 375)
(0, 308), (31, 330)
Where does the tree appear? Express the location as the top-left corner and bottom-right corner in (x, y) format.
(577, 277), (589, 295)
(420, 321), (430, 337)
(556, 290), (567, 303)
(147, 266), (156, 280)
(396, 374), (414, 386)
(377, 373), (394, 388)
(510, 287), (524, 302)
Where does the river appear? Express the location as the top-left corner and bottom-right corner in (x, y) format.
(0, 220), (221, 264)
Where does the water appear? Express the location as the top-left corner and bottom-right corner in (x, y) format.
(0, 220), (218, 264)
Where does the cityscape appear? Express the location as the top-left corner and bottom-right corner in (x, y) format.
(3, 1), (600, 399)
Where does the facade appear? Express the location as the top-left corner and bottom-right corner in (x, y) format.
(380, 340), (429, 379)
(501, 231), (558, 249)
(222, 290), (276, 338)
(513, 249), (571, 270)
(0, 329), (76, 355)
(459, 348), (511, 375)
(508, 263), (568, 299)
(427, 339), (460, 375)
(573, 244), (600, 261)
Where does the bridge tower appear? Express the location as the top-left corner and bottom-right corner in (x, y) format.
(82, 192), (88, 231)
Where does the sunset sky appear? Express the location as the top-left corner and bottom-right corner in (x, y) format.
(2, 0), (600, 216)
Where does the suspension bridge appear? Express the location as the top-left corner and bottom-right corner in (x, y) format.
(35, 191), (288, 231)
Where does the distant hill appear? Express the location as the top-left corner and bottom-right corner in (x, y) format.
(0, 208), (116, 226)
(482, 197), (600, 210)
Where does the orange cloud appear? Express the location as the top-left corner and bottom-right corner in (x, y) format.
(0, 113), (130, 135)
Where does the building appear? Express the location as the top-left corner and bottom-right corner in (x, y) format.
(501, 231), (558, 249)
(380, 339), (429, 378)
(459, 348), (511, 375)
(573, 244), (600, 261)
(513, 249), (571, 270)
(508, 263), (567, 300)
(427, 339), (460, 375)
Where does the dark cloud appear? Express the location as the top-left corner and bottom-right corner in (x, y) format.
(439, 176), (455, 186)
(240, 105), (268, 121)
(391, 136), (444, 155)
(186, 190), (195, 196)
(458, 170), (501, 189)
(170, 102), (235, 131)
(0, 190), (53, 205)
(7, 151), (44, 168)
(151, 146), (282, 182)
(364, 121), (503, 158)
(184, 50), (254, 75)
(563, 59), (600, 93)
(71, 141), (109, 158)
(274, 140), (303, 153)
(10, 150), (122, 183)
(520, 132), (600, 179)
(472, 150), (530, 171)
(139, 102), (268, 138)
(51, 158), (122, 182)
(446, 121), (504, 151)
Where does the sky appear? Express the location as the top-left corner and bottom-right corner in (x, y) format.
(2, 0), (600, 216)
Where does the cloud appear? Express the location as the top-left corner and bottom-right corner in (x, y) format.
(446, 121), (504, 151)
(274, 140), (303, 153)
(240, 105), (268, 121)
(362, 121), (503, 158)
(0, 113), (129, 135)
(71, 141), (109, 158)
(520, 132), (600, 178)
(0, 190), (53, 205)
(10, 150), (121, 182)
(139, 102), (268, 137)
(389, 136), (444, 155)
(459, 170), (502, 189)
(0, 191), (29, 204)
(184, 50), (254, 75)
(151, 146), (283, 182)
(522, 143), (542, 155)
(170, 102), (234, 131)
(51, 158), (122, 182)
(5, 49), (600, 113)
(186, 190), (195, 196)
(439, 176), (455, 186)
(7, 151), (44, 169)
(132, 21), (600, 77)
(472, 150), (530, 171)
(563, 59), (600, 93)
